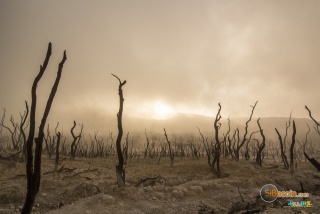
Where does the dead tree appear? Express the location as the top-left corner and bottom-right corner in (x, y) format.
(70, 121), (84, 160)
(55, 132), (61, 166)
(275, 128), (289, 169)
(304, 106), (320, 171)
(20, 101), (29, 162)
(234, 101), (258, 161)
(44, 124), (54, 159)
(211, 103), (223, 177)
(22, 43), (67, 213)
(290, 120), (296, 173)
(198, 127), (211, 166)
(144, 129), (150, 159)
(255, 118), (266, 167)
(1, 109), (21, 150)
(305, 105), (320, 135)
(157, 146), (166, 165)
(163, 128), (174, 167)
(112, 73), (126, 187)
(222, 116), (231, 158)
(283, 111), (292, 153)
(244, 131), (259, 161)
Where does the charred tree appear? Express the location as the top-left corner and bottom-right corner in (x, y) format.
(305, 105), (320, 135)
(163, 128), (174, 167)
(55, 132), (61, 166)
(255, 118), (266, 167)
(304, 106), (320, 171)
(244, 131), (259, 161)
(144, 129), (150, 159)
(234, 101), (258, 161)
(197, 127), (211, 166)
(22, 43), (67, 213)
(290, 120), (296, 173)
(1, 109), (21, 150)
(20, 101), (29, 162)
(44, 124), (53, 159)
(70, 121), (83, 161)
(112, 73), (126, 187)
(211, 103), (222, 177)
(283, 111), (292, 154)
(275, 128), (289, 169)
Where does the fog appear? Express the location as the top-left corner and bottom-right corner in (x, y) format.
(1, 1), (320, 133)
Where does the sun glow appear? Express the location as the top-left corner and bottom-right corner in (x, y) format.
(131, 100), (217, 120)
(153, 100), (175, 120)
(133, 100), (176, 120)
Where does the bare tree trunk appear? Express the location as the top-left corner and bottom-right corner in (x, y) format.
(22, 43), (67, 213)
(234, 101), (258, 161)
(20, 101), (29, 162)
(255, 118), (266, 167)
(303, 106), (320, 171)
(55, 132), (61, 166)
(163, 128), (174, 167)
(70, 121), (83, 161)
(275, 128), (289, 169)
(211, 103), (222, 177)
(112, 74), (126, 187)
(197, 127), (211, 166)
(290, 120), (296, 173)
(144, 129), (150, 159)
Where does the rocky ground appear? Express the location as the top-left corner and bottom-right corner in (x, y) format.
(0, 153), (319, 214)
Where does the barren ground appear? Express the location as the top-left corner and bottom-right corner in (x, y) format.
(0, 153), (319, 214)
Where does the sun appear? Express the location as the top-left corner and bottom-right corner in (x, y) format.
(152, 100), (175, 120)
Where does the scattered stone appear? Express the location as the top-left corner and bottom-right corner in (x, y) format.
(95, 194), (115, 205)
(171, 189), (184, 199)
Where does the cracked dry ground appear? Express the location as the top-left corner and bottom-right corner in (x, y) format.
(0, 155), (319, 214)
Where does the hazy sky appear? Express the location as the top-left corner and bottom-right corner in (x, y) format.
(1, 1), (320, 132)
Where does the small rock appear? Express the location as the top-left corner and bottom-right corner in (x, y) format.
(171, 189), (184, 199)
(98, 194), (115, 205)
(190, 186), (203, 193)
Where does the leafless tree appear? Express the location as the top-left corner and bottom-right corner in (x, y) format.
(255, 118), (266, 167)
(275, 128), (289, 169)
(163, 128), (174, 167)
(289, 120), (296, 173)
(22, 43), (67, 213)
(304, 106), (320, 171)
(283, 111), (292, 153)
(144, 129), (150, 159)
(211, 103), (223, 177)
(1, 108), (26, 151)
(70, 121), (84, 160)
(198, 127), (211, 166)
(112, 73), (126, 187)
(53, 122), (61, 166)
(234, 101), (258, 161)
(244, 131), (259, 161)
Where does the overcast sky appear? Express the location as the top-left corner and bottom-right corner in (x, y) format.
(1, 1), (320, 132)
